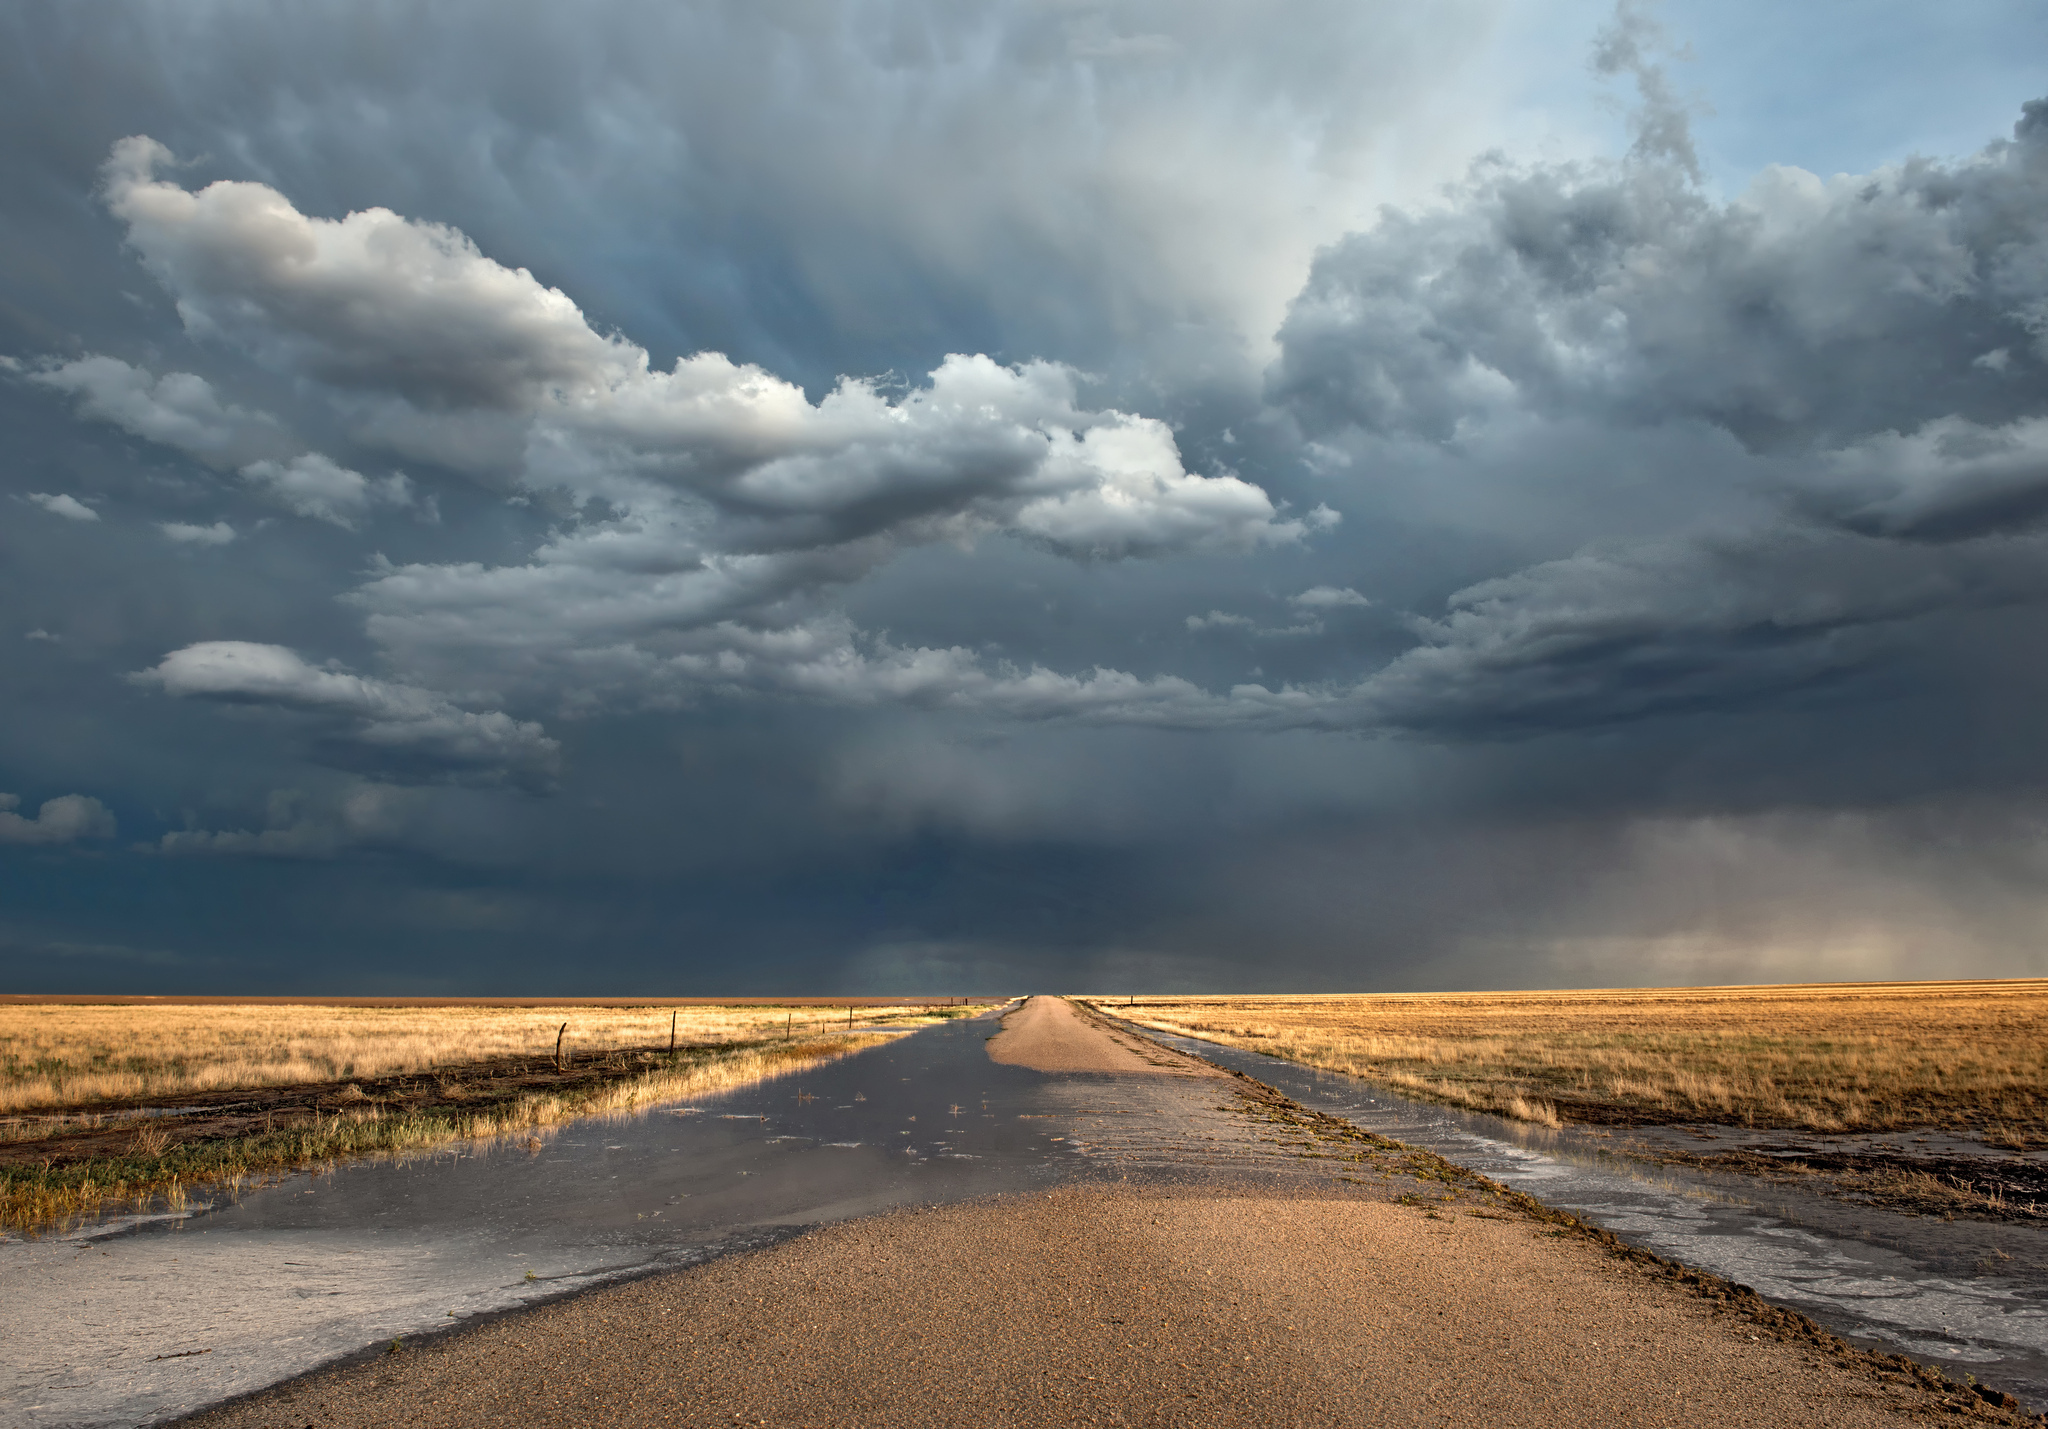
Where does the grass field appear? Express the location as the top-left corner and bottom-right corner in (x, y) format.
(0, 1000), (959, 1113)
(1098, 981), (2048, 1139)
(0, 999), (993, 1230)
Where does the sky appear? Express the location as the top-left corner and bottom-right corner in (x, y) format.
(5, 0), (2048, 994)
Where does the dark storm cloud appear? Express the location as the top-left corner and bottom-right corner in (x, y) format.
(1349, 530), (2048, 737)
(1253, 85), (2048, 741)
(0, 0), (1499, 395)
(7, 0), (2048, 994)
(1271, 102), (2048, 456)
(1797, 416), (2048, 543)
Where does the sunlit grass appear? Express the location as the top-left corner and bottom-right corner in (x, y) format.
(0, 1001), (969, 1112)
(0, 998), (998, 1231)
(0, 1033), (901, 1230)
(1093, 981), (2048, 1136)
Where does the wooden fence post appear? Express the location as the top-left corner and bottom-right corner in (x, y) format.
(669, 1011), (677, 1054)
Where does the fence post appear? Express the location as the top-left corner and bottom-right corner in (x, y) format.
(669, 1011), (677, 1054)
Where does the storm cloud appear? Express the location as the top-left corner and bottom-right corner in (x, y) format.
(5, 0), (2048, 993)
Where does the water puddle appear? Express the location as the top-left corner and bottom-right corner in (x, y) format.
(0, 1012), (1096, 1429)
(1144, 1028), (2048, 1409)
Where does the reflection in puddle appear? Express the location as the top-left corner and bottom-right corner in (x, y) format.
(1147, 1029), (2048, 1410)
(0, 1013), (1084, 1429)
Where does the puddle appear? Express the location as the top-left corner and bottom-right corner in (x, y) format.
(0, 1010), (1100, 1429)
(1142, 1026), (2048, 1410)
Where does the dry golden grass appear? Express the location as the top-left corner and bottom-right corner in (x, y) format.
(1097, 981), (2048, 1136)
(0, 1001), (964, 1112)
(0, 1031), (908, 1230)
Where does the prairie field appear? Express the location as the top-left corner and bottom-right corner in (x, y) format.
(1101, 981), (2048, 1138)
(0, 998), (993, 1228)
(0, 1000), (957, 1113)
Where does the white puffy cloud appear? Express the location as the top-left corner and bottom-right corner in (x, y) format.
(89, 139), (1315, 715)
(25, 355), (291, 468)
(102, 141), (1302, 556)
(22, 352), (413, 529)
(1185, 609), (1320, 639)
(0, 793), (116, 845)
(103, 137), (636, 409)
(134, 641), (560, 789)
(238, 453), (411, 528)
(159, 520), (236, 545)
(27, 492), (98, 521)
(1292, 586), (1371, 608)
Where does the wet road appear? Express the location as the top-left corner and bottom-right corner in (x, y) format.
(8, 1002), (2048, 1425)
(1138, 1022), (2048, 1411)
(3, 1004), (1390, 1429)
(3, 1012), (1085, 1428)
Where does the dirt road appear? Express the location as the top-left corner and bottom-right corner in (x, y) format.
(185, 999), (2031, 1428)
(985, 995), (1220, 1075)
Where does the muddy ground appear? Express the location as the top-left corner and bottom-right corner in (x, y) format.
(1642, 1141), (2048, 1223)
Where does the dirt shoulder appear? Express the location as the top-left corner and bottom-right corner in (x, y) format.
(185, 1181), (2035, 1429)
(1096, 1001), (2048, 1226)
(1645, 1143), (2048, 1223)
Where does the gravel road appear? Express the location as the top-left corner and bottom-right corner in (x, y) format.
(183, 999), (2034, 1428)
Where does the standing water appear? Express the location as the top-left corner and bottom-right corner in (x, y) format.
(10, 1007), (2048, 1423)
(0, 1014), (1093, 1429)
(1142, 1025), (2048, 1410)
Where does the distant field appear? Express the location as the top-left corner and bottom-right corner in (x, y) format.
(1101, 981), (2048, 1139)
(0, 1000), (972, 1113)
